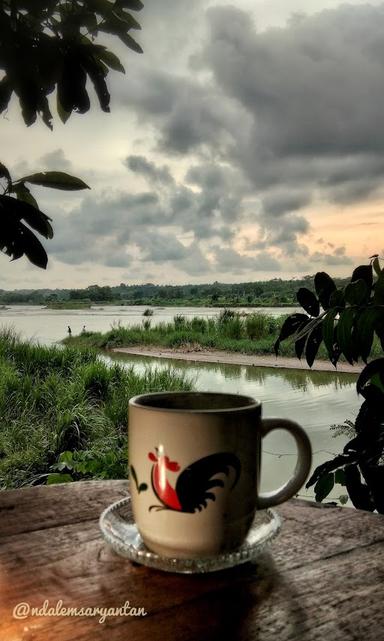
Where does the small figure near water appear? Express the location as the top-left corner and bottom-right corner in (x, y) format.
(67, 326), (72, 337)
(81, 325), (86, 334)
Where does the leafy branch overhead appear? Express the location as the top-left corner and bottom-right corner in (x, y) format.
(275, 257), (384, 513)
(0, 163), (89, 268)
(0, 0), (143, 128)
(0, 0), (143, 268)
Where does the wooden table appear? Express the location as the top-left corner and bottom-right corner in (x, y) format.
(0, 480), (383, 641)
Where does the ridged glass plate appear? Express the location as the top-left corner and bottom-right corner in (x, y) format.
(99, 496), (282, 574)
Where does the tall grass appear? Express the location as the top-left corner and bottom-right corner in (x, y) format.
(65, 310), (383, 361)
(0, 330), (192, 489)
(65, 311), (284, 354)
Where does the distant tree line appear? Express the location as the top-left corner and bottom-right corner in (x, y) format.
(0, 277), (350, 307)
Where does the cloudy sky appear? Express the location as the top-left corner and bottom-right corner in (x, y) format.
(2, 0), (384, 289)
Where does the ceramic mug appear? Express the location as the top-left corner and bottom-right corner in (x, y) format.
(128, 391), (312, 558)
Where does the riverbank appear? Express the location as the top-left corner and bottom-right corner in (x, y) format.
(64, 310), (380, 367)
(113, 345), (362, 374)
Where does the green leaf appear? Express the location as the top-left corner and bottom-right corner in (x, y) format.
(58, 54), (90, 115)
(336, 308), (356, 364)
(46, 473), (73, 484)
(111, 7), (141, 30)
(22, 226), (49, 268)
(370, 372), (384, 394)
(372, 256), (382, 277)
(329, 288), (345, 308)
(294, 320), (311, 359)
(335, 469), (346, 485)
(274, 313), (308, 355)
(314, 472), (335, 502)
(355, 307), (380, 363)
(0, 76), (13, 114)
(305, 324), (323, 368)
(81, 55), (111, 112)
(322, 308), (338, 360)
(87, 0), (115, 17)
(0, 195), (53, 239)
(357, 358), (384, 395)
(19, 172), (90, 191)
(314, 272), (337, 310)
(0, 162), (11, 187)
(293, 315), (324, 342)
(344, 279), (368, 305)
(116, 30), (143, 54)
(58, 451), (74, 469)
(93, 46), (125, 73)
(345, 464), (375, 511)
(373, 270), (384, 305)
(374, 315), (384, 351)
(11, 183), (39, 210)
(296, 287), (320, 316)
(351, 264), (373, 291)
(56, 93), (71, 124)
(115, 0), (144, 10)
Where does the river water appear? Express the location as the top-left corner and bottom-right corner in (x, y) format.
(0, 305), (359, 502)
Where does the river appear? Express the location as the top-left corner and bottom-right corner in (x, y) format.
(0, 305), (359, 503)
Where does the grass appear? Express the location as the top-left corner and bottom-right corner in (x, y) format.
(64, 312), (283, 351)
(64, 311), (384, 361)
(0, 329), (192, 489)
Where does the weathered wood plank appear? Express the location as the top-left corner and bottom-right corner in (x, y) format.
(1, 542), (382, 641)
(0, 480), (128, 537)
(0, 481), (383, 641)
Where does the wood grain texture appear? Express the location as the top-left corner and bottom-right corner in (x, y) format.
(0, 480), (383, 641)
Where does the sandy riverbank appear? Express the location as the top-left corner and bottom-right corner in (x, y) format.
(113, 345), (361, 374)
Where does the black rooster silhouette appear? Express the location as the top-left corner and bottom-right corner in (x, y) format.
(148, 447), (241, 513)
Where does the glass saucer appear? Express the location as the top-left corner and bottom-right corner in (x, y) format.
(99, 496), (282, 574)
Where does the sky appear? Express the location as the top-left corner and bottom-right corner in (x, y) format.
(2, 0), (384, 289)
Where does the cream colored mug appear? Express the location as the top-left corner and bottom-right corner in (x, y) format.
(128, 392), (312, 558)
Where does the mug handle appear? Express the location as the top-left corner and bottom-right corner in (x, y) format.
(256, 418), (312, 509)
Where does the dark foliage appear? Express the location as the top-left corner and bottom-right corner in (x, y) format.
(0, 0), (143, 128)
(0, 0), (143, 268)
(275, 257), (384, 512)
(0, 163), (89, 268)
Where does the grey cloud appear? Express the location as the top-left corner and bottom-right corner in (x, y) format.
(262, 190), (310, 217)
(125, 157), (246, 240)
(118, 3), (384, 263)
(251, 214), (310, 254)
(49, 152), (250, 271)
(195, 4), (384, 257)
(203, 5), (384, 193)
(132, 231), (212, 275)
(310, 251), (353, 266)
(117, 67), (249, 156)
(175, 241), (213, 276)
(133, 230), (188, 262)
(124, 155), (174, 185)
(213, 247), (281, 273)
(39, 149), (72, 171)
(47, 191), (163, 266)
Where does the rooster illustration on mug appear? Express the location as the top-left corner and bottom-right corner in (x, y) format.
(147, 446), (241, 513)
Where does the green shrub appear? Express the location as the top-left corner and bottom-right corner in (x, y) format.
(191, 317), (207, 333)
(173, 315), (186, 329)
